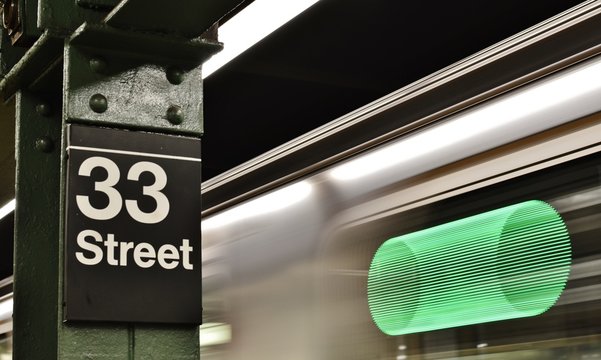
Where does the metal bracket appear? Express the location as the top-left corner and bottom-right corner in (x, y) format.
(105, 0), (244, 38)
(75, 0), (120, 11)
(38, 0), (108, 32)
(64, 24), (222, 135)
(0, 30), (62, 99)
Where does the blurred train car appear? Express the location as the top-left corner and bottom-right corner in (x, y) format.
(200, 2), (601, 359)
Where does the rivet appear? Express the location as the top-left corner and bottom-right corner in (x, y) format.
(35, 137), (53, 153)
(89, 94), (108, 113)
(166, 105), (183, 125)
(89, 57), (108, 74)
(166, 66), (185, 85)
(35, 103), (52, 117)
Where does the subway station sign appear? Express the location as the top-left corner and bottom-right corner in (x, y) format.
(64, 124), (201, 324)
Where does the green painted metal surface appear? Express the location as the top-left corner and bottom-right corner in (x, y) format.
(13, 90), (61, 359)
(105, 0), (244, 38)
(57, 324), (201, 359)
(8, 0), (240, 357)
(368, 200), (572, 336)
(12, 65), (204, 360)
(0, 31), (63, 99)
(38, 0), (107, 32)
(63, 24), (221, 136)
(55, 44), (204, 360)
(6, 0), (237, 360)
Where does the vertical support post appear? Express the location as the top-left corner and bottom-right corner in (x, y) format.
(53, 32), (205, 358)
(13, 90), (61, 359)
(11, 26), (213, 360)
(7, 3), (232, 358)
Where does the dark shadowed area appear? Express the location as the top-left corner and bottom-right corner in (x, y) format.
(202, 0), (584, 180)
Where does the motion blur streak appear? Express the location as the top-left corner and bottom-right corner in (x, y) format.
(202, 181), (313, 230)
(200, 323), (232, 347)
(0, 298), (12, 321)
(330, 56), (601, 181)
(0, 199), (14, 221)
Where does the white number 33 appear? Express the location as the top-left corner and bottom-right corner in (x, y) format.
(76, 156), (170, 224)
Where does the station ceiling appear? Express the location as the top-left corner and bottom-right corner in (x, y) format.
(0, 0), (588, 278)
(201, 0), (584, 180)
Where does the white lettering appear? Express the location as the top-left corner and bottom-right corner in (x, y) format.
(76, 157), (123, 220)
(134, 242), (156, 268)
(105, 234), (119, 266)
(157, 244), (179, 269)
(76, 230), (104, 265)
(180, 239), (194, 270)
(119, 242), (134, 266)
(125, 161), (170, 224)
(76, 157), (170, 224)
(74, 231), (193, 270)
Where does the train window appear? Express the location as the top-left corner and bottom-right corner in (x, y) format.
(321, 151), (601, 359)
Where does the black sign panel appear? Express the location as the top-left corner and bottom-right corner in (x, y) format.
(65, 125), (201, 324)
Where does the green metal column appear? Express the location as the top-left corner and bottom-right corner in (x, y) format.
(13, 90), (61, 359)
(3, 0), (243, 358)
(14, 86), (204, 360)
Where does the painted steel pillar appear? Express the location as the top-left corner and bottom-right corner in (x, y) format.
(3, 0), (242, 358)
(13, 61), (204, 360)
(13, 90), (62, 359)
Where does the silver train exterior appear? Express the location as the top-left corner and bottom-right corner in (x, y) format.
(200, 2), (601, 359)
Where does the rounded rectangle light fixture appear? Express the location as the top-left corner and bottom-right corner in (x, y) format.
(367, 200), (571, 335)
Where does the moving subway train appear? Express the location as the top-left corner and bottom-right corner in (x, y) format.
(199, 2), (601, 360)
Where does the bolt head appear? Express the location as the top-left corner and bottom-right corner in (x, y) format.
(89, 57), (108, 74)
(166, 66), (185, 85)
(35, 137), (53, 153)
(166, 105), (183, 125)
(35, 103), (52, 117)
(89, 94), (108, 113)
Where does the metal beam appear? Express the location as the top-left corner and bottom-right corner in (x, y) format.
(105, 0), (245, 38)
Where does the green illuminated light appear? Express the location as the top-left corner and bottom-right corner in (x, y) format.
(367, 200), (571, 335)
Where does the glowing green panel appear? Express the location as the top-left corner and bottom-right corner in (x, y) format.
(367, 200), (571, 336)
